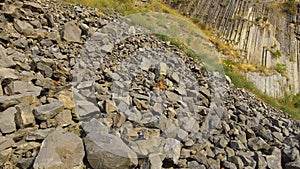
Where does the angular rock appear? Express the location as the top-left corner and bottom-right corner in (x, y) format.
(0, 107), (17, 134)
(63, 22), (82, 43)
(13, 19), (34, 34)
(54, 110), (73, 127)
(15, 104), (35, 128)
(33, 101), (64, 120)
(33, 127), (85, 169)
(85, 132), (138, 169)
(159, 62), (168, 76)
(0, 45), (15, 68)
(7, 81), (42, 96)
(248, 137), (270, 151)
(82, 118), (108, 134)
(105, 99), (117, 113)
(265, 147), (282, 169)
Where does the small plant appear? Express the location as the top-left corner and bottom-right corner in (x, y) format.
(275, 63), (287, 74)
(272, 49), (282, 58)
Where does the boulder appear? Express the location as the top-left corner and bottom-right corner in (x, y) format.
(84, 132), (138, 169)
(33, 127), (85, 169)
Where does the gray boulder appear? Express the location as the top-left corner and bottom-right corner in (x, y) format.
(84, 132), (138, 169)
(33, 127), (85, 169)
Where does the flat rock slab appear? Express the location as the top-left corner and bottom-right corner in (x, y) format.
(33, 101), (64, 120)
(33, 127), (85, 169)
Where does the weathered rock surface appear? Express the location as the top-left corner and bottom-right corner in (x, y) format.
(0, 0), (299, 168)
(84, 132), (138, 169)
(33, 127), (85, 169)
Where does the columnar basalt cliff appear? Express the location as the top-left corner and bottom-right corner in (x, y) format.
(163, 0), (300, 98)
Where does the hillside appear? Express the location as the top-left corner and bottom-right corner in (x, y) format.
(0, 0), (300, 169)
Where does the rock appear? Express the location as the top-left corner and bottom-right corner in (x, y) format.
(36, 62), (53, 78)
(0, 107), (17, 134)
(0, 148), (12, 166)
(57, 91), (75, 110)
(0, 45), (15, 68)
(82, 118), (108, 134)
(105, 99), (117, 113)
(159, 62), (168, 76)
(223, 161), (238, 169)
(130, 137), (164, 156)
(0, 136), (14, 152)
(16, 157), (35, 169)
(265, 147), (282, 169)
(140, 58), (152, 71)
(33, 101), (64, 120)
(230, 140), (246, 150)
(285, 160), (300, 169)
(26, 128), (54, 141)
(63, 21), (82, 43)
(15, 104), (35, 128)
(0, 92), (40, 109)
(0, 68), (18, 81)
(188, 161), (206, 169)
(101, 43), (114, 53)
(248, 137), (270, 151)
(13, 19), (34, 35)
(54, 110), (73, 127)
(229, 156), (244, 169)
(7, 81), (42, 96)
(23, 2), (43, 13)
(33, 127), (85, 169)
(164, 138), (181, 164)
(84, 132), (138, 169)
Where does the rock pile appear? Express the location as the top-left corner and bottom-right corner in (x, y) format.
(0, 0), (300, 169)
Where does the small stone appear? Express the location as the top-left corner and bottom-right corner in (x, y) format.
(63, 22), (82, 43)
(0, 107), (17, 134)
(33, 101), (64, 120)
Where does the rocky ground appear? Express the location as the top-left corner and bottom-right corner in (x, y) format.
(0, 0), (300, 169)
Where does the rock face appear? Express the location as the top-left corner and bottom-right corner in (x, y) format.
(0, 0), (300, 168)
(163, 0), (300, 98)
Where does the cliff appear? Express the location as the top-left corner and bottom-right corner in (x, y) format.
(163, 0), (300, 98)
